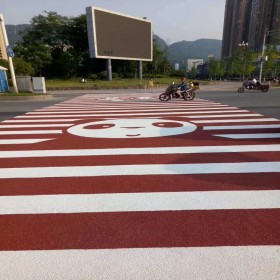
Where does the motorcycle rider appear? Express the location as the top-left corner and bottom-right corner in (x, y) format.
(176, 76), (189, 98)
(248, 77), (258, 89)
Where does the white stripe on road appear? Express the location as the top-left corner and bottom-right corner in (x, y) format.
(1, 247), (279, 280)
(189, 114), (261, 118)
(26, 108), (245, 116)
(204, 124), (280, 130)
(0, 124), (73, 128)
(193, 118), (278, 123)
(36, 104), (231, 111)
(0, 162), (279, 179)
(0, 130), (63, 135)
(0, 139), (54, 145)
(2, 119), (81, 123)
(1, 190), (280, 214)
(215, 133), (280, 139)
(0, 245), (280, 280)
(15, 113), (260, 118)
(0, 144), (279, 158)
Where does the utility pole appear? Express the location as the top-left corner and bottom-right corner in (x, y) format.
(259, 28), (280, 82)
(0, 13), (18, 93)
(259, 29), (269, 83)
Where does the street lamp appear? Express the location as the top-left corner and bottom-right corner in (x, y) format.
(208, 54), (215, 61)
(238, 41), (249, 80)
(208, 54), (215, 80)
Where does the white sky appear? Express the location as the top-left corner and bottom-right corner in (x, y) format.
(1, 0), (226, 44)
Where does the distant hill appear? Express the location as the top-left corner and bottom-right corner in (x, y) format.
(6, 25), (222, 66)
(168, 39), (221, 64)
(153, 36), (221, 67)
(5, 24), (30, 46)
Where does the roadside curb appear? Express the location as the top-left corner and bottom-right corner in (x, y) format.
(0, 94), (54, 101)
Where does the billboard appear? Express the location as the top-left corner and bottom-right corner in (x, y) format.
(86, 7), (153, 61)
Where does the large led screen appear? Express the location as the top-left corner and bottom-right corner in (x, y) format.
(86, 7), (153, 61)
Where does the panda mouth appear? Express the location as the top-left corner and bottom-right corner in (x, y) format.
(126, 134), (141, 137)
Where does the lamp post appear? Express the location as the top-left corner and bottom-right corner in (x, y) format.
(238, 41), (248, 81)
(208, 54), (215, 80)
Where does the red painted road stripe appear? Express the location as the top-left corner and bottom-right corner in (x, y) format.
(1, 172), (280, 196)
(0, 151), (279, 168)
(1, 209), (280, 250)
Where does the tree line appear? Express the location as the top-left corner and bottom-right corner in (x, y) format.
(206, 45), (280, 81)
(1, 11), (169, 79)
(0, 11), (280, 81)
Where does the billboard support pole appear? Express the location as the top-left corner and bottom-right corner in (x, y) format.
(138, 61), (143, 80)
(107, 59), (112, 81)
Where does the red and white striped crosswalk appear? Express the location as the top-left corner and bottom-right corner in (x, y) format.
(0, 93), (280, 279)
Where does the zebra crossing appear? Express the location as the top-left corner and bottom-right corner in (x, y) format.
(0, 93), (280, 279)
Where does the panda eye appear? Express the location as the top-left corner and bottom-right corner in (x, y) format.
(152, 122), (183, 128)
(84, 123), (115, 129)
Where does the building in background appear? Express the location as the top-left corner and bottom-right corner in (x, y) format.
(0, 22), (8, 60)
(187, 59), (204, 71)
(221, 0), (280, 58)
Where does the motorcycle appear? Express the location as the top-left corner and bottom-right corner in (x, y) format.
(238, 81), (269, 93)
(159, 83), (198, 101)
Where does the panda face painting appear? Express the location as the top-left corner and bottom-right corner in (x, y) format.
(67, 118), (197, 139)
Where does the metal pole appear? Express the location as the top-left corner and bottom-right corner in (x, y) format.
(107, 59), (112, 81)
(259, 29), (268, 83)
(138, 61), (143, 80)
(0, 14), (18, 93)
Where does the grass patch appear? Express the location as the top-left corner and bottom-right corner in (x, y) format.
(45, 77), (189, 89)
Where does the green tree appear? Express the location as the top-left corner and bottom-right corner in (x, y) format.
(262, 45), (280, 78)
(227, 48), (257, 79)
(14, 11), (71, 77)
(144, 40), (169, 77)
(209, 59), (219, 80)
(13, 11), (169, 79)
(0, 58), (34, 77)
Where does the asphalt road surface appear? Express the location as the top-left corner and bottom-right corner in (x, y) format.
(0, 85), (280, 279)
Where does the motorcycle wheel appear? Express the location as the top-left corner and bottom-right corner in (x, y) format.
(238, 87), (244, 93)
(188, 91), (195, 100)
(261, 87), (269, 92)
(183, 91), (194, 101)
(159, 93), (170, 101)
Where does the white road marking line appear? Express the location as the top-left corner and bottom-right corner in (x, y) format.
(0, 144), (279, 158)
(0, 124), (73, 128)
(2, 119), (81, 123)
(28, 108), (243, 114)
(193, 118), (278, 123)
(0, 130), (63, 135)
(0, 162), (279, 179)
(189, 114), (261, 118)
(215, 133), (280, 139)
(0, 139), (54, 145)
(1, 247), (279, 280)
(36, 104), (230, 111)
(204, 124), (280, 130)
(14, 113), (261, 118)
(1, 190), (280, 214)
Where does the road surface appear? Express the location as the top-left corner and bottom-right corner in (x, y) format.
(0, 91), (280, 279)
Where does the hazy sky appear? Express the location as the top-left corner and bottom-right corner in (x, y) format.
(1, 0), (226, 43)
